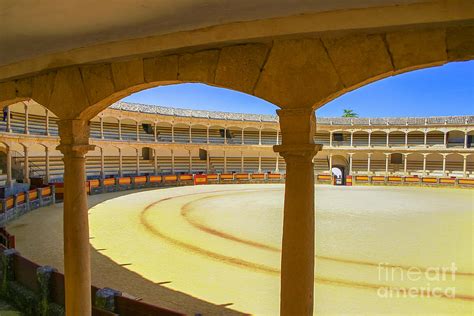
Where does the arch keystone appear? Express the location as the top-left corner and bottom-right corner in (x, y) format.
(143, 55), (179, 83)
(215, 44), (269, 94)
(32, 72), (56, 107)
(111, 59), (145, 91)
(323, 34), (393, 87)
(178, 50), (219, 83)
(81, 64), (115, 105)
(254, 38), (343, 109)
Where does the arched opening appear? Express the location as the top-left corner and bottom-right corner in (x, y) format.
(173, 123), (191, 144)
(388, 131), (405, 147)
(190, 124), (208, 144)
(425, 153), (444, 176)
(406, 153), (424, 176)
(314, 130), (330, 146)
(426, 130), (445, 147)
(352, 131), (369, 147)
(139, 119), (156, 142)
(120, 118), (139, 141)
(330, 155), (348, 185)
(407, 130), (425, 147)
(371, 131), (387, 147)
(331, 130), (351, 147)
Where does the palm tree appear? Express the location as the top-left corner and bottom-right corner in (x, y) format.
(342, 109), (358, 117)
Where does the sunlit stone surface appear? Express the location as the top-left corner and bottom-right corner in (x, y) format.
(87, 185), (473, 315)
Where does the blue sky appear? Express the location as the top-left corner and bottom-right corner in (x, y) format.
(123, 61), (473, 117)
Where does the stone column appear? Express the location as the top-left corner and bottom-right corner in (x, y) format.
(444, 131), (448, 147)
(462, 155), (467, 177)
(424, 131), (428, 147)
(367, 153), (372, 175)
(24, 103), (29, 134)
(171, 125), (175, 143)
(45, 109), (50, 136)
(118, 148), (123, 177)
(5, 106), (11, 133)
(275, 154), (280, 172)
(464, 132), (468, 149)
(328, 153), (333, 174)
(136, 122), (140, 141)
(405, 131), (408, 148)
(241, 129), (245, 145)
(57, 119), (94, 315)
(6, 147), (12, 187)
(329, 131), (333, 147)
(276, 130), (280, 145)
(258, 152), (262, 173)
(348, 153), (353, 175)
(386, 132), (389, 147)
(422, 154), (427, 176)
(273, 107), (320, 316)
(136, 149), (140, 175)
(350, 131), (354, 147)
(385, 153), (390, 175)
(223, 151), (227, 173)
(258, 128), (262, 145)
(442, 154), (447, 176)
(45, 147), (50, 183)
(171, 150), (175, 174)
(367, 132), (371, 147)
(23, 146), (29, 183)
(154, 123), (158, 142)
(154, 149), (158, 175)
(100, 148), (105, 179)
(206, 151), (210, 174)
(206, 126), (210, 144)
(118, 120), (122, 140)
(189, 125), (193, 143)
(403, 153), (408, 175)
(240, 152), (244, 173)
(189, 150), (193, 173)
(224, 127), (227, 144)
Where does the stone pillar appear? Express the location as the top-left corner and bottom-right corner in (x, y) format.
(275, 154), (280, 172)
(258, 128), (262, 145)
(405, 132), (408, 148)
(118, 120), (122, 140)
(464, 132), (468, 149)
(258, 152), (262, 173)
(189, 150), (193, 173)
(169, 125), (174, 143)
(171, 150), (175, 174)
(224, 127), (227, 144)
(350, 131), (354, 147)
(99, 117), (104, 139)
(45, 147), (50, 183)
(422, 154), (427, 176)
(24, 103), (29, 134)
(386, 132), (389, 147)
(424, 131), (428, 147)
(348, 153), (353, 175)
(463, 155), (467, 177)
(5, 106), (11, 133)
(206, 126), (210, 144)
(367, 153), (372, 175)
(223, 151), (227, 173)
(328, 153), (333, 174)
(23, 146), (29, 183)
(45, 109), (50, 136)
(241, 129), (245, 145)
(136, 122), (140, 141)
(100, 148), (105, 179)
(118, 148), (123, 177)
(385, 153), (390, 175)
(240, 152), (244, 173)
(404, 153), (408, 175)
(273, 107), (320, 316)
(57, 119), (94, 315)
(444, 131), (448, 147)
(329, 131), (333, 147)
(189, 125), (192, 143)
(276, 130), (279, 145)
(6, 147), (12, 187)
(442, 154), (447, 176)
(206, 151), (210, 174)
(367, 132), (371, 147)
(154, 149), (158, 175)
(136, 149), (140, 175)
(154, 123), (158, 142)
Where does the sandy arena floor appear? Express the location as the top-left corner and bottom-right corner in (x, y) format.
(7, 184), (474, 315)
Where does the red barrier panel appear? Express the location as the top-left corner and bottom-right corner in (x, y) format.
(459, 178), (474, 185)
(194, 174), (208, 185)
(346, 175), (352, 186)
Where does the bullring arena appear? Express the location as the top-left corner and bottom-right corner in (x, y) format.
(1, 1), (474, 315)
(0, 102), (473, 315)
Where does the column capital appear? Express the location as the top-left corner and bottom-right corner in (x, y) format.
(274, 144), (322, 160)
(57, 119), (94, 157)
(276, 107), (316, 146)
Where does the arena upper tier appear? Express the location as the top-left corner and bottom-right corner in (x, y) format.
(0, 100), (473, 185)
